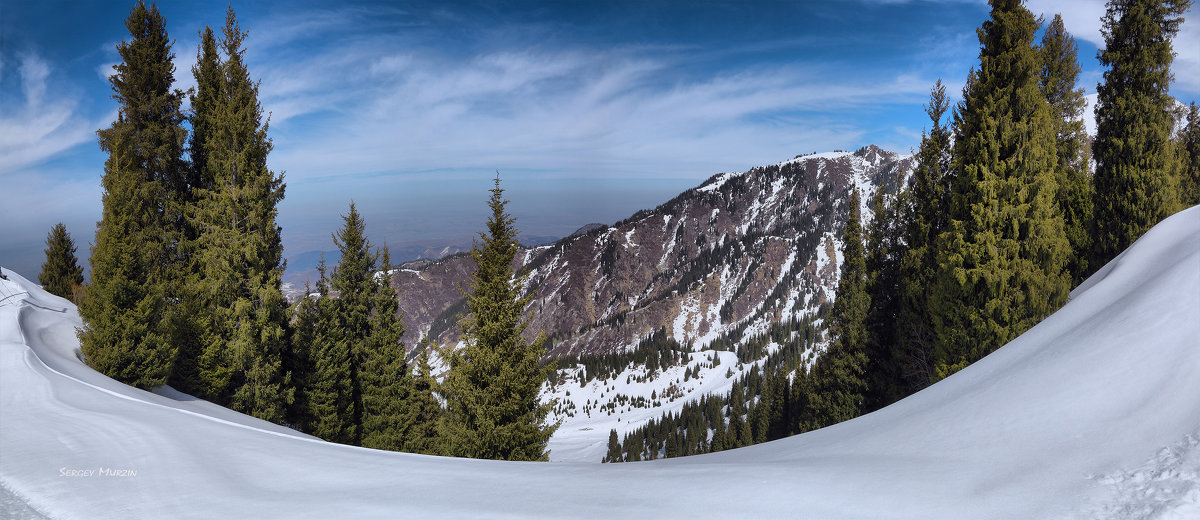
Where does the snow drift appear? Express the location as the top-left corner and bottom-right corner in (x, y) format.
(2, 207), (1198, 519)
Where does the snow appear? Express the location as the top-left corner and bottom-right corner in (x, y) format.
(2, 206), (1199, 518)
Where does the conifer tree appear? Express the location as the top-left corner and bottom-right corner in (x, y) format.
(401, 345), (444, 455)
(1040, 14), (1095, 285)
(895, 80), (952, 389)
(187, 8), (290, 421)
(929, 0), (1071, 380)
(39, 222), (84, 300)
(284, 279), (321, 432)
(361, 246), (412, 451)
(604, 429), (622, 463)
(80, 1), (189, 389)
(1179, 102), (1200, 206)
(1092, 0), (1190, 267)
(312, 204), (375, 445)
(862, 185), (904, 410)
(805, 190), (869, 430)
(439, 176), (558, 461)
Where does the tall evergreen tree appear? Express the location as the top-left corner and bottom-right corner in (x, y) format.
(80, 1), (189, 389)
(312, 203), (375, 445)
(401, 345), (444, 455)
(361, 246), (412, 451)
(1091, 0), (1190, 267)
(895, 80), (953, 390)
(187, 8), (290, 422)
(929, 0), (1071, 380)
(439, 176), (558, 461)
(862, 182), (904, 411)
(1178, 102), (1200, 206)
(284, 279), (321, 432)
(39, 222), (84, 301)
(604, 429), (622, 463)
(806, 190), (870, 430)
(1040, 14), (1095, 285)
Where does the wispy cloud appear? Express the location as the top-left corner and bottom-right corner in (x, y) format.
(1026, 0), (1200, 94)
(0, 52), (106, 176)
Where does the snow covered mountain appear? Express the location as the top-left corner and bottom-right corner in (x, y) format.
(395, 146), (912, 358)
(391, 145), (913, 460)
(2, 206), (1197, 518)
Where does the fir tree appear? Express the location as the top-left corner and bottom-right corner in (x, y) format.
(1179, 102), (1200, 206)
(895, 80), (952, 390)
(187, 8), (290, 421)
(401, 345), (444, 455)
(312, 203), (375, 445)
(80, 1), (189, 389)
(1040, 13), (1095, 285)
(361, 246), (412, 451)
(929, 0), (1071, 380)
(284, 280), (321, 432)
(439, 176), (558, 461)
(604, 429), (622, 463)
(862, 169), (908, 410)
(805, 190), (870, 430)
(39, 222), (84, 301)
(1091, 0), (1190, 267)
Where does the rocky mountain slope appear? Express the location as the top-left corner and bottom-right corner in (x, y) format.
(390, 145), (914, 358)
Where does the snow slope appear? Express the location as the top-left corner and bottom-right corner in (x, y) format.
(2, 206), (1199, 519)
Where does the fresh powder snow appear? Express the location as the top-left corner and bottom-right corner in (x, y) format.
(1, 207), (1198, 518)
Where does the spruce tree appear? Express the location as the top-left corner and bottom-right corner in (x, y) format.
(361, 246), (412, 451)
(439, 176), (558, 461)
(1092, 0), (1190, 267)
(284, 280), (320, 432)
(80, 1), (189, 389)
(893, 81), (952, 391)
(1179, 102), (1200, 206)
(805, 190), (869, 430)
(401, 345), (444, 455)
(929, 0), (1071, 380)
(604, 429), (622, 463)
(862, 166), (910, 410)
(312, 203), (375, 445)
(1040, 14), (1095, 285)
(39, 222), (84, 300)
(187, 8), (290, 421)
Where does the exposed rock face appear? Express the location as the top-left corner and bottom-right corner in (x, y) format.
(389, 145), (914, 357)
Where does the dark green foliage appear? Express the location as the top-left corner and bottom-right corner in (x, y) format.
(361, 247), (412, 451)
(606, 313), (819, 462)
(1091, 0), (1190, 267)
(805, 190), (869, 430)
(1040, 14), (1095, 284)
(311, 203), (374, 445)
(861, 182), (905, 411)
(604, 429), (622, 462)
(439, 176), (557, 461)
(1179, 102), (1200, 206)
(186, 8), (290, 422)
(80, 1), (189, 390)
(929, 0), (1071, 380)
(894, 81), (953, 390)
(39, 223), (84, 300)
(284, 279), (322, 432)
(401, 345), (444, 455)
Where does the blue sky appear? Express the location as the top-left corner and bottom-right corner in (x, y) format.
(2, 0), (1198, 278)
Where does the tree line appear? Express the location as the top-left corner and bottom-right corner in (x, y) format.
(604, 0), (1200, 462)
(63, 2), (555, 461)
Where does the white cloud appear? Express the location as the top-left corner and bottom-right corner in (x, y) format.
(256, 36), (932, 191)
(0, 52), (102, 176)
(1026, 0), (1200, 95)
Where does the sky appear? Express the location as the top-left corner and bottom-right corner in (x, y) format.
(2, 0), (1198, 278)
